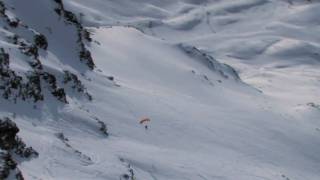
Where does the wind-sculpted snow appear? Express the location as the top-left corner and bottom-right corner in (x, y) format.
(0, 0), (320, 180)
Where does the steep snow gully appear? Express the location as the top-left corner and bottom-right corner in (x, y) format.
(0, 0), (320, 180)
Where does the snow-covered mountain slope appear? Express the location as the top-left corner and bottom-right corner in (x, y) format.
(0, 0), (320, 180)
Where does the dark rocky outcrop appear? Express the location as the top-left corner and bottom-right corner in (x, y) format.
(0, 117), (38, 180)
(34, 34), (48, 50)
(0, 117), (38, 158)
(0, 150), (24, 180)
(0, 118), (19, 150)
(97, 120), (109, 136)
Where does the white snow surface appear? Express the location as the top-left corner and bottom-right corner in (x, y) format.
(1, 0), (320, 180)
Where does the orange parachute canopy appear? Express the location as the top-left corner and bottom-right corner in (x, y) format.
(139, 118), (151, 124)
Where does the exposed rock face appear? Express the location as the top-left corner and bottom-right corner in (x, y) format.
(34, 34), (48, 50)
(0, 117), (38, 180)
(0, 117), (19, 150)
(0, 150), (24, 180)
(0, 117), (38, 158)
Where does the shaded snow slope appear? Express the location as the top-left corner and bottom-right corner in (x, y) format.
(0, 0), (320, 180)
